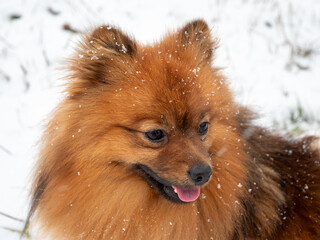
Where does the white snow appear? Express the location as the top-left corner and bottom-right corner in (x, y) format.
(0, 0), (319, 239)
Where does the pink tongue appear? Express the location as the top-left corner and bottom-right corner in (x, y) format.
(172, 186), (200, 202)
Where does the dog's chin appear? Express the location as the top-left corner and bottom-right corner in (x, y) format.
(133, 164), (200, 204)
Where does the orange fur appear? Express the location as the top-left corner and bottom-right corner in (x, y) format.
(27, 20), (320, 239)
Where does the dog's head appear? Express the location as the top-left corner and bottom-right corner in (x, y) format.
(59, 20), (241, 203)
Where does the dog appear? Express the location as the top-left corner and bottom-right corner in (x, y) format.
(25, 20), (320, 239)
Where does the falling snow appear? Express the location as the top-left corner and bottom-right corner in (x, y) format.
(91, 56), (99, 60)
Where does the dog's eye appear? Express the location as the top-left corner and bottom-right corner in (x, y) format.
(198, 122), (209, 136)
(145, 129), (167, 142)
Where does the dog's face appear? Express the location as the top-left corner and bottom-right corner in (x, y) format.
(66, 20), (239, 203)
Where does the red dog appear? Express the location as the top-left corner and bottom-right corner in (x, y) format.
(26, 20), (320, 239)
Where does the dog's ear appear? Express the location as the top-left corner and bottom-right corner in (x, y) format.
(67, 25), (137, 95)
(88, 25), (137, 57)
(177, 19), (216, 64)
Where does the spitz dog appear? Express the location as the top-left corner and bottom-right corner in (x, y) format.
(26, 20), (320, 239)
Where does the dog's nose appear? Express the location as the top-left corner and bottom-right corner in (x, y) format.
(188, 164), (212, 185)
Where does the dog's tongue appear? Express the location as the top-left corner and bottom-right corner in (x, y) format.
(172, 186), (200, 202)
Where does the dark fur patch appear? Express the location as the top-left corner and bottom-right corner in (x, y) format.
(22, 173), (48, 238)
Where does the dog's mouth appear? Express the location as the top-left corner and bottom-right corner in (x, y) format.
(133, 164), (200, 203)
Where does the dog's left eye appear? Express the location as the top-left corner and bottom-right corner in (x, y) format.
(198, 122), (209, 136)
(145, 129), (167, 143)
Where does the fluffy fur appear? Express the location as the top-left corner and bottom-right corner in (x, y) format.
(26, 20), (320, 239)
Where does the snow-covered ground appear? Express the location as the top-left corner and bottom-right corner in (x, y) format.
(0, 0), (319, 239)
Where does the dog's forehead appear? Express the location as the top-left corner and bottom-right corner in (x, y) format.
(136, 49), (205, 98)
(132, 72), (208, 130)
(116, 46), (216, 129)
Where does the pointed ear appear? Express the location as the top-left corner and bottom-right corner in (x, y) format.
(88, 25), (137, 57)
(67, 25), (137, 94)
(177, 19), (216, 64)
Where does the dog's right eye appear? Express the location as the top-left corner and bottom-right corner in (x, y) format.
(198, 121), (209, 136)
(145, 129), (167, 143)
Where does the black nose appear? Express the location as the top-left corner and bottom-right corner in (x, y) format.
(188, 165), (212, 185)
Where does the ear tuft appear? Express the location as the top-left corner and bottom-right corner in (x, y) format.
(89, 25), (137, 57)
(178, 19), (216, 64)
(67, 25), (137, 95)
